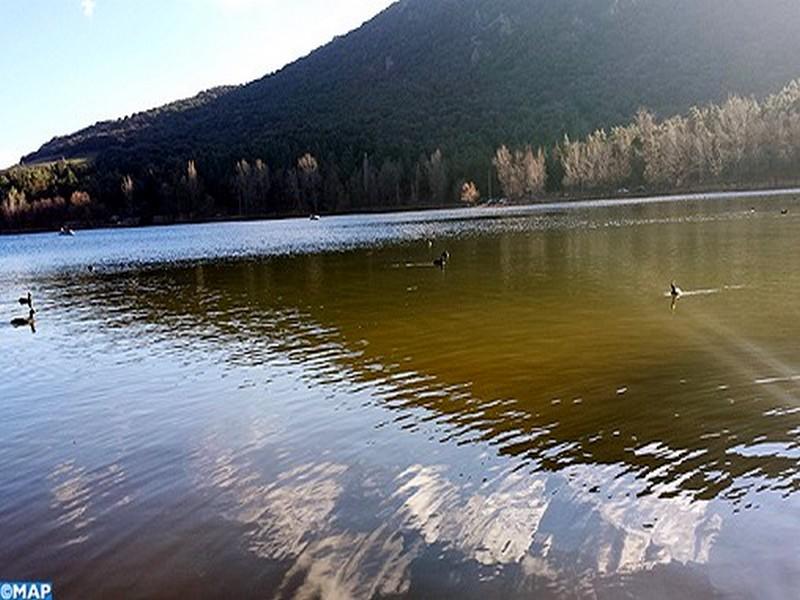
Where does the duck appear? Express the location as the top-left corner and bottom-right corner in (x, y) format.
(433, 251), (450, 268)
(18, 292), (32, 307)
(10, 309), (35, 328)
(781, 209), (789, 215)
(670, 282), (683, 298)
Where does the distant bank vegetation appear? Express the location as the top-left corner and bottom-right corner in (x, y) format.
(494, 79), (800, 199)
(4, 80), (800, 230)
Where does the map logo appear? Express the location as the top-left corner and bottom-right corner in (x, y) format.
(0, 583), (53, 600)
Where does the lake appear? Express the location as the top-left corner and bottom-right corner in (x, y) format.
(1, 191), (800, 599)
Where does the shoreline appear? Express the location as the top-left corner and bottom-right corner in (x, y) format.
(2, 184), (799, 237)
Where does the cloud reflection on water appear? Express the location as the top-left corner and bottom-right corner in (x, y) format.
(48, 460), (130, 547)
(191, 428), (725, 598)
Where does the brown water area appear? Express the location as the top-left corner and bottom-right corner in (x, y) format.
(1, 192), (799, 599)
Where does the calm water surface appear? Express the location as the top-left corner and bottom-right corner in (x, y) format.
(2, 192), (800, 599)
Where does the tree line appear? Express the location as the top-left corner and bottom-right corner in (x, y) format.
(5, 79), (800, 230)
(1, 147), (463, 228)
(493, 79), (800, 199)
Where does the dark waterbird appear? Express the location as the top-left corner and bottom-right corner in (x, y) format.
(10, 309), (36, 328)
(18, 292), (32, 307)
(669, 281), (684, 312)
(433, 251), (450, 268)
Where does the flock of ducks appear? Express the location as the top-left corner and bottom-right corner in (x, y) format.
(10, 292), (36, 331)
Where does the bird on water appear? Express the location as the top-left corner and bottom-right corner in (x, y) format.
(433, 251), (450, 268)
(10, 309), (36, 328)
(18, 292), (32, 307)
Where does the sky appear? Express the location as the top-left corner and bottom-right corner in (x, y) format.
(0, 0), (395, 169)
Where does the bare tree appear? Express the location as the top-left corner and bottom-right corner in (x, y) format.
(298, 153), (321, 212)
(494, 145), (545, 200)
(121, 175), (135, 215)
(253, 159), (271, 213)
(234, 159), (252, 215)
(460, 181), (480, 205)
(186, 160), (201, 214)
(494, 145), (520, 199)
(427, 149), (448, 204)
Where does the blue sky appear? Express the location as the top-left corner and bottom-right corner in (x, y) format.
(0, 0), (395, 168)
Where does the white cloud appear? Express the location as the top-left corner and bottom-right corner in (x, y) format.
(81, 0), (96, 17)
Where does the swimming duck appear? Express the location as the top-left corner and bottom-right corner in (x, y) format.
(10, 309), (35, 328)
(433, 251), (450, 268)
(18, 292), (32, 307)
(781, 209), (789, 215)
(670, 282), (683, 298)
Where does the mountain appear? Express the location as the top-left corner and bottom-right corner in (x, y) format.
(15, 0), (800, 218)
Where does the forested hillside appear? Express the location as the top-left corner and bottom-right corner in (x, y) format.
(6, 0), (800, 229)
